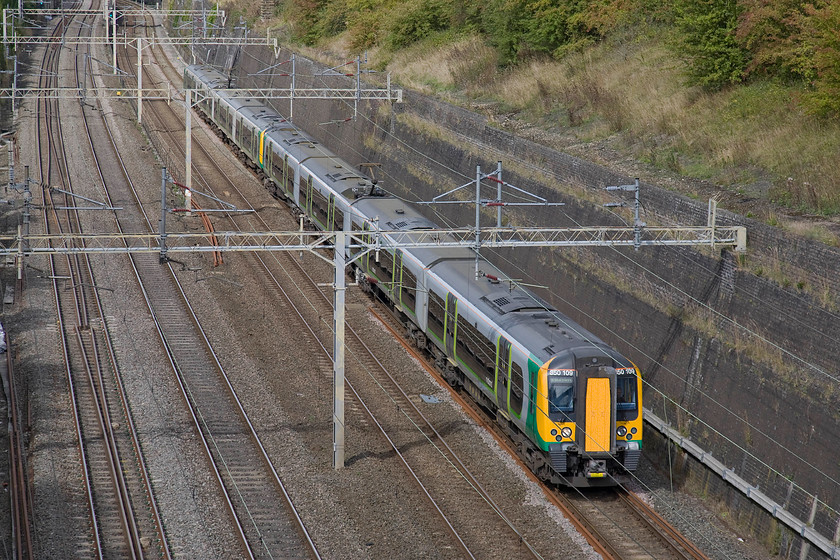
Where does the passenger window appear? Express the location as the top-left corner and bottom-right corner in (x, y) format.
(549, 377), (574, 413)
(616, 376), (637, 411)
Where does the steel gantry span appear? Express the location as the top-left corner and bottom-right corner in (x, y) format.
(4, 35), (273, 46)
(0, 87), (174, 100)
(2, 7), (239, 43)
(0, 225), (747, 259)
(0, 222), (746, 475)
(193, 86), (403, 103)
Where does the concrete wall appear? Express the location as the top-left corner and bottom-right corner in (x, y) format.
(181, 35), (840, 557)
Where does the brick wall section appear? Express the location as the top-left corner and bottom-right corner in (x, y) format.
(188, 41), (839, 555)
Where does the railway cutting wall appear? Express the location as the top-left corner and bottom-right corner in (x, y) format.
(179, 35), (840, 558)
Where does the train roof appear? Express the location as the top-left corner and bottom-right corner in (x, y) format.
(187, 63), (627, 367)
(186, 65), (229, 89)
(351, 194), (615, 363)
(350, 195), (438, 232)
(303, 153), (370, 188)
(428, 257), (588, 363)
(237, 102), (289, 130)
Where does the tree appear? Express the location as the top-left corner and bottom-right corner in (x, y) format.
(673, 0), (748, 89)
(800, 2), (840, 115)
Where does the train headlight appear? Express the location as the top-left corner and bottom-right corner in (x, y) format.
(551, 429), (557, 436)
(616, 425), (627, 437)
(560, 427), (573, 439)
(630, 427), (637, 434)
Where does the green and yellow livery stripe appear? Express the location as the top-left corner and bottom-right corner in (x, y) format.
(258, 130), (266, 168)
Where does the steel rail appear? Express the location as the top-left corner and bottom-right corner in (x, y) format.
(214, 238), (479, 559)
(35, 12), (104, 558)
(620, 490), (711, 560)
(139, 45), (541, 559)
(369, 296), (714, 560)
(108, 17), (321, 557)
(290, 269), (545, 558)
(369, 306), (646, 559)
(132, 30), (487, 557)
(6, 330), (34, 559)
(66, 10), (145, 557)
(36, 5), (151, 557)
(129, 19), (321, 557)
(77, 19), (173, 556)
(92, 26), (255, 559)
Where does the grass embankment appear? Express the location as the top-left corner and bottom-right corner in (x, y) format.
(383, 31), (840, 223)
(233, 4), (840, 244)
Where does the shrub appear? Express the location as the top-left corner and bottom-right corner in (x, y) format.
(385, 0), (453, 50)
(673, 0), (748, 89)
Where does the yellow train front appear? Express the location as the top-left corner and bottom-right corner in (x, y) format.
(532, 350), (643, 487)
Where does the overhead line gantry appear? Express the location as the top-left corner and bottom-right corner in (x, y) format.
(0, 2), (747, 481)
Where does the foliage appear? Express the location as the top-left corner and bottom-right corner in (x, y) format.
(385, 0), (453, 50)
(480, 0), (641, 65)
(736, 0), (814, 80)
(687, 0), (840, 116)
(279, 0), (840, 117)
(673, 0), (748, 89)
(798, 2), (840, 116)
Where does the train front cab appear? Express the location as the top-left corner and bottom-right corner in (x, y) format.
(536, 352), (642, 487)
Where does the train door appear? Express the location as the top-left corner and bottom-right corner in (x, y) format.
(394, 251), (403, 299)
(497, 337), (511, 412)
(426, 288), (446, 346)
(510, 360), (525, 417)
(260, 132), (270, 170)
(329, 194), (345, 231)
(444, 293), (457, 357)
(250, 128), (259, 160)
(284, 155), (294, 196)
(362, 223), (372, 272)
(398, 252), (418, 318)
(301, 175), (312, 215)
(576, 364), (616, 456)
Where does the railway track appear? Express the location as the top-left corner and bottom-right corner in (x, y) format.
(7, 329), (33, 559)
(30, 2), (165, 558)
(43, 5), (719, 558)
(69, 9), (321, 559)
(121, 12), (721, 557)
(17, 2), (318, 558)
(554, 489), (711, 559)
(371, 289), (713, 560)
(110, 20), (549, 558)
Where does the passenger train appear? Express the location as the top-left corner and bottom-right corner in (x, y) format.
(184, 64), (643, 487)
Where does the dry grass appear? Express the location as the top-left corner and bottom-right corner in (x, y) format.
(254, 6), (840, 216)
(382, 32), (840, 217)
(783, 220), (840, 247)
(385, 35), (495, 97)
